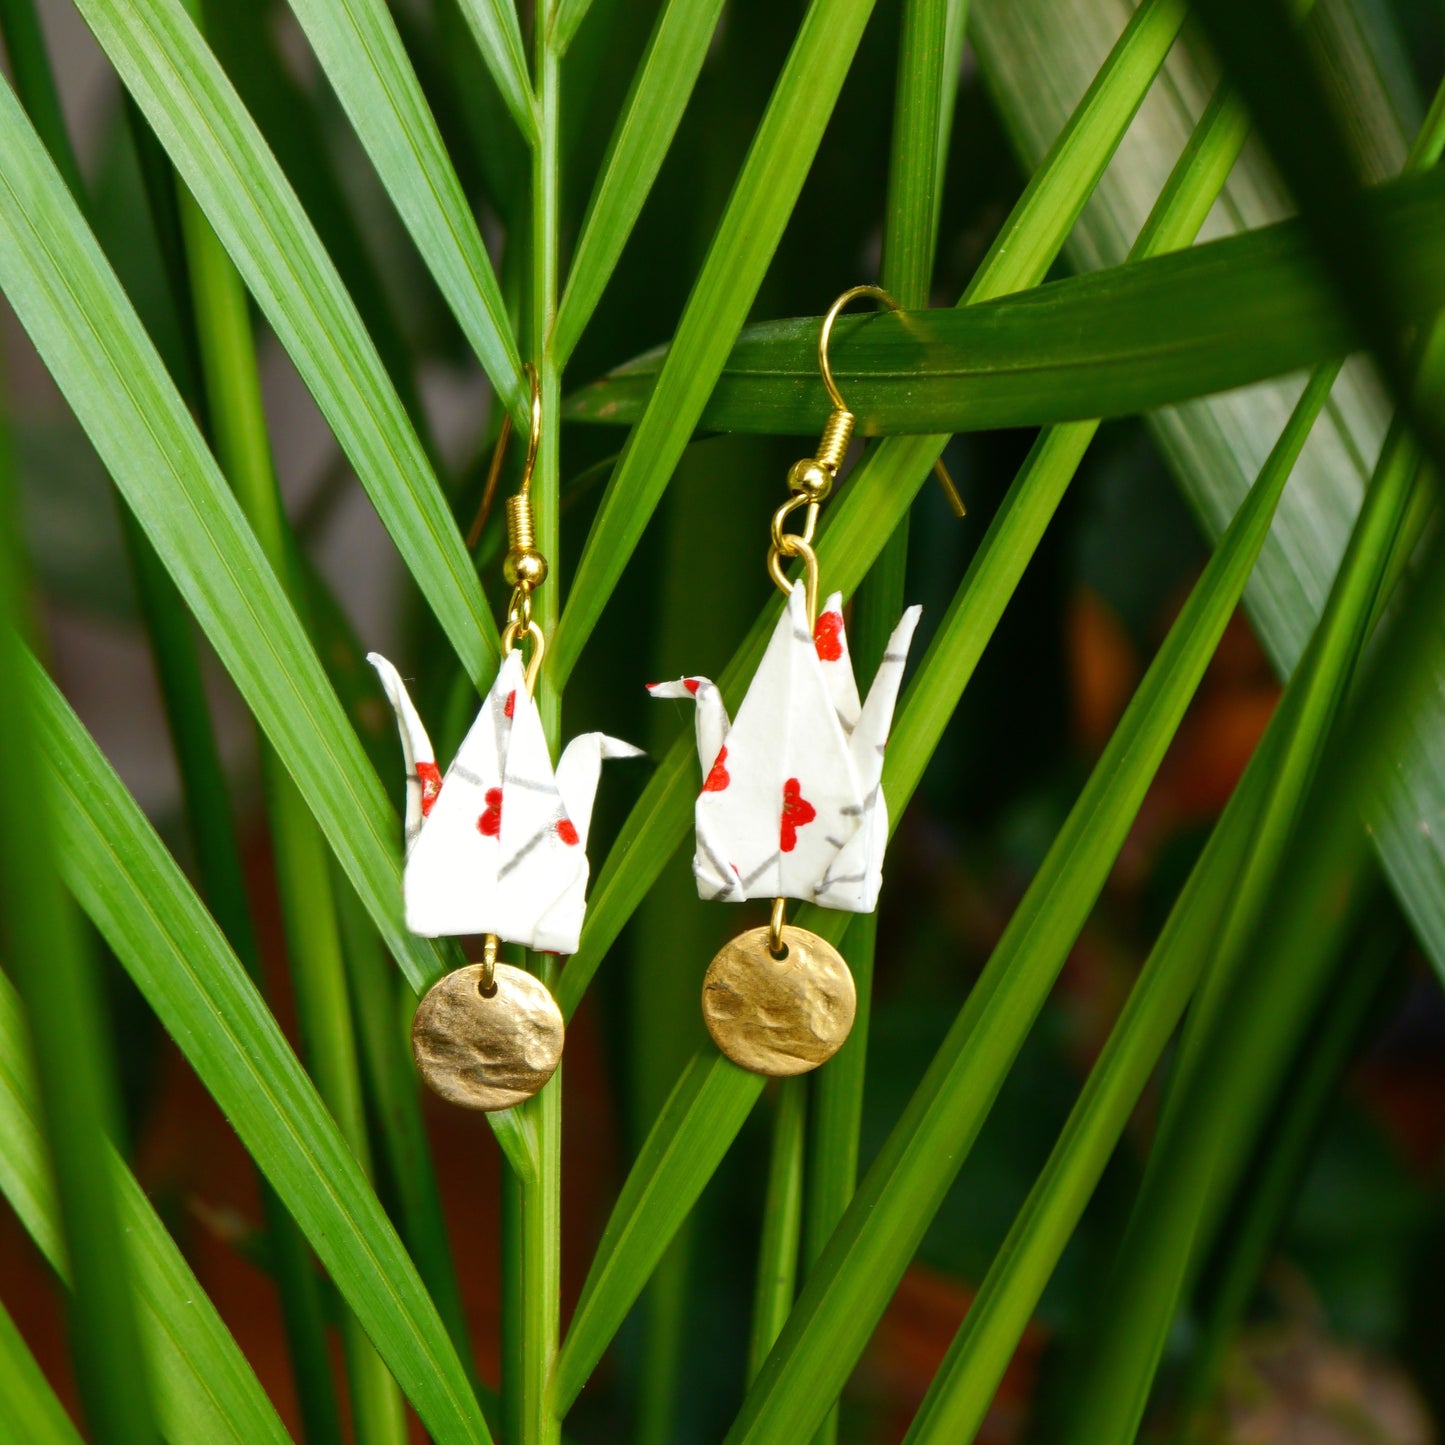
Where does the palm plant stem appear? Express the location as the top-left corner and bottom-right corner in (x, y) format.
(747, 1079), (808, 1383)
(502, 18), (563, 1445)
(124, 149), (350, 1445)
(636, 1231), (694, 1445)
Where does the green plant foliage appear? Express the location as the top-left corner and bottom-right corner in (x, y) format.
(565, 166), (1445, 435)
(902, 363), (1340, 1444)
(0, 420), (157, 1445)
(550, 0), (888, 685)
(555, 1053), (765, 1411)
(29, 661), (488, 1445)
(723, 328), (1307, 1442)
(452, 0), (535, 141)
(1059, 310), (1445, 1445)
(0, 970), (292, 1445)
(975, 0), (1445, 997)
(0, 1296), (83, 1445)
(1, 0), (1442, 1438)
(282, 0), (525, 414)
(553, 0), (728, 365)
(72, 0), (502, 683)
(0, 77), (450, 992)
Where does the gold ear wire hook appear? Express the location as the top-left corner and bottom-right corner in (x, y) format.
(491, 363), (548, 693)
(519, 362), (542, 493)
(466, 363), (544, 549)
(813, 285), (965, 518)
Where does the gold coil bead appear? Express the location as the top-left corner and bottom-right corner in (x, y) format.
(815, 407), (855, 476)
(503, 493), (548, 589)
(506, 493), (536, 552)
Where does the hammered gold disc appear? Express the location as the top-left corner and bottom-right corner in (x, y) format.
(411, 963), (564, 1111)
(702, 925), (856, 1077)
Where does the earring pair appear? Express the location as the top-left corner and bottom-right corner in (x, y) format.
(370, 289), (957, 1111)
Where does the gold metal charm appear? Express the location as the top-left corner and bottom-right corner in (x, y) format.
(702, 923), (856, 1077)
(411, 959), (564, 1111)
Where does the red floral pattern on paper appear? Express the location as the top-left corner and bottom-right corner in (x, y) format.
(504, 690), (516, 719)
(416, 760), (443, 817)
(703, 745), (730, 793)
(780, 778), (816, 852)
(814, 610), (845, 662)
(555, 818), (579, 846)
(477, 787), (503, 838)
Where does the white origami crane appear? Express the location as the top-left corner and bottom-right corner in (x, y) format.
(368, 650), (641, 954)
(649, 581), (919, 914)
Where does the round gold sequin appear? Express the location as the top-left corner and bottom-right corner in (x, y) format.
(702, 925), (856, 1077)
(411, 963), (564, 1111)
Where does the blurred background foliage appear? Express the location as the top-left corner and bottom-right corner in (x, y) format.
(3, 0), (1445, 1439)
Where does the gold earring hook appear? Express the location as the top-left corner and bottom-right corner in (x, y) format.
(469, 363), (545, 692)
(814, 285), (965, 518)
(466, 363), (543, 549)
(518, 362), (542, 496)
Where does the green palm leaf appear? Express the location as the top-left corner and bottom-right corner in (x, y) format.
(69, 0), (500, 685)
(30, 656), (489, 1445)
(453, 0), (536, 142)
(283, 0), (525, 413)
(550, 0), (890, 686)
(722, 326), (1299, 1444)
(0, 74), (447, 994)
(973, 0), (1445, 988)
(0, 1296), (83, 1445)
(0, 970), (293, 1445)
(564, 165), (1445, 434)
(548, 0), (598, 58)
(553, 0), (728, 364)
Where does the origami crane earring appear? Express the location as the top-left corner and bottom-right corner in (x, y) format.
(368, 366), (641, 1111)
(649, 287), (962, 1077)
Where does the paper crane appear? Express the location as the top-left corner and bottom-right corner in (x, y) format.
(649, 581), (919, 913)
(369, 650), (641, 954)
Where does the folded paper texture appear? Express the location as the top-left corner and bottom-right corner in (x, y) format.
(649, 582), (919, 913)
(370, 651), (641, 953)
